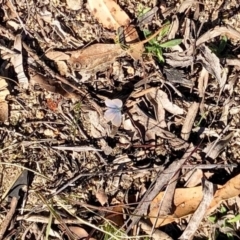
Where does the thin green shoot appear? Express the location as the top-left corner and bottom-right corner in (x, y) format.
(143, 24), (182, 62)
(227, 214), (240, 224)
(46, 211), (53, 240)
(137, 4), (151, 17)
(71, 102), (81, 142)
(102, 221), (126, 240)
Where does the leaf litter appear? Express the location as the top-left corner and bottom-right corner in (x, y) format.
(0, 0), (240, 239)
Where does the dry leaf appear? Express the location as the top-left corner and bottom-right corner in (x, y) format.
(163, 67), (194, 87)
(149, 173), (240, 227)
(87, 0), (130, 30)
(168, 15), (179, 39)
(0, 77), (10, 122)
(148, 88), (184, 115)
(69, 226), (88, 238)
(128, 101), (188, 148)
(96, 189), (108, 206)
(43, 129), (55, 137)
(52, 20), (83, 47)
(139, 220), (173, 240)
(196, 25), (240, 47)
(184, 169), (203, 187)
(179, 179), (214, 240)
(66, 0), (82, 10)
(68, 43), (125, 73)
(45, 51), (70, 61)
(55, 61), (69, 76)
(127, 42), (144, 60)
(197, 44), (226, 88)
(137, 7), (158, 27)
(11, 34), (28, 88)
(203, 132), (233, 159)
(0, 101), (9, 122)
(122, 25), (140, 43)
(164, 51), (194, 67)
(181, 102), (199, 141)
(106, 205), (124, 226)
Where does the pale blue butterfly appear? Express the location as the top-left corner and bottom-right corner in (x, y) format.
(104, 99), (123, 127)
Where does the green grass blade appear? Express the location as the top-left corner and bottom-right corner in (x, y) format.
(159, 39), (182, 48)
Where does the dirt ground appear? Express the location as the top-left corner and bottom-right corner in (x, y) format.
(0, 0), (240, 239)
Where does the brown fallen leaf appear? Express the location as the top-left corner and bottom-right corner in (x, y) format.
(11, 34), (28, 89)
(148, 88), (184, 115)
(68, 43), (125, 73)
(125, 145), (192, 233)
(0, 101), (9, 122)
(96, 189), (108, 206)
(164, 51), (194, 68)
(149, 173), (240, 227)
(68, 226), (88, 239)
(139, 220), (173, 240)
(179, 179), (214, 240)
(66, 0), (82, 10)
(0, 77), (10, 122)
(45, 51), (70, 61)
(196, 25), (240, 47)
(87, 0), (130, 30)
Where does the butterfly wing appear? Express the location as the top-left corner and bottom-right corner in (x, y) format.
(105, 99), (123, 109)
(104, 109), (117, 122)
(111, 111), (122, 127)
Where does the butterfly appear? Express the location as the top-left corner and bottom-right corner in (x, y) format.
(104, 98), (123, 127)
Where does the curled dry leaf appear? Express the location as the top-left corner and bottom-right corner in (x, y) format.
(87, 0), (130, 30)
(148, 88), (184, 115)
(11, 34), (28, 88)
(45, 51), (71, 76)
(168, 15), (179, 39)
(164, 51), (194, 67)
(197, 44), (226, 88)
(52, 20), (83, 48)
(196, 25), (240, 46)
(128, 103), (188, 149)
(203, 132), (233, 159)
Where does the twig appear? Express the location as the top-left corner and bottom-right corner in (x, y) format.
(181, 102), (200, 141)
(124, 145), (195, 234)
(0, 197), (18, 240)
(139, 220), (173, 240)
(0, 43), (19, 55)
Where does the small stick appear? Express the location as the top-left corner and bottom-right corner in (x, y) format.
(0, 197), (18, 240)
